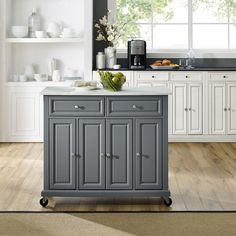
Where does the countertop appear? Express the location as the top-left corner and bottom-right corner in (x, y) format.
(98, 67), (236, 72)
(41, 87), (172, 96)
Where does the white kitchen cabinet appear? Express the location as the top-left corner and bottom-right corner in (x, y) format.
(210, 83), (226, 135)
(137, 82), (168, 88)
(188, 83), (203, 134)
(227, 83), (236, 134)
(210, 82), (236, 135)
(6, 87), (43, 142)
(172, 83), (187, 135)
(172, 83), (203, 135)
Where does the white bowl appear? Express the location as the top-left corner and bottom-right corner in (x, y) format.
(35, 31), (45, 38)
(11, 26), (28, 38)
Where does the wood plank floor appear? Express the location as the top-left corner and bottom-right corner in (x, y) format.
(0, 143), (236, 211)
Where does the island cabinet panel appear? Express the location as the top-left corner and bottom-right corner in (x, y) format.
(106, 119), (133, 190)
(78, 119), (106, 190)
(136, 119), (163, 190)
(42, 94), (170, 204)
(49, 119), (76, 190)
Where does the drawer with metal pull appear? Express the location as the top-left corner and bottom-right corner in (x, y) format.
(170, 72), (203, 81)
(49, 97), (104, 116)
(107, 97), (163, 116)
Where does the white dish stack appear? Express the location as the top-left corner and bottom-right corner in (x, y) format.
(60, 28), (75, 38)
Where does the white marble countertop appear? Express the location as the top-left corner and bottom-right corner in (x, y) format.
(41, 87), (172, 96)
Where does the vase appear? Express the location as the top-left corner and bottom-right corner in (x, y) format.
(104, 47), (117, 69)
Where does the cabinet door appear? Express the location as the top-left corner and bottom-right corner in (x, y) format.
(78, 119), (105, 189)
(106, 119), (133, 190)
(49, 119), (76, 190)
(227, 83), (236, 134)
(172, 83), (187, 134)
(211, 83), (226, 135)
(188, 83), (203, 134)
(136, 119), (162, 190)
(7, 89), (42, 142)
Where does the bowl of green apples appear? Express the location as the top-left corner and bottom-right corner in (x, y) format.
(98, 71), (126, 92)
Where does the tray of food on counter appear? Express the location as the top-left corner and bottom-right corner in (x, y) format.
(150, 59), (179, 69)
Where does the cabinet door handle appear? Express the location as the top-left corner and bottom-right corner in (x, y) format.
(106, 153), (111, 158)
(100, 153), (105, 158)
(136, 153), (141, 158)
(228, 108), (231, 111)
(72, 153), (79, 159)
(189, 108), (192, 111)
(132, 105), (137, 109)
(185, 108), (188, 111)
(74, 105), (84, 109)
(224, 108), (228, 112)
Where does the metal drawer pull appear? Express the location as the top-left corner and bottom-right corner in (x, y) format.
(132, 105), (143, 109)
(100, 153), (105, 158)
(185, 108), (188, 111)
(136, 153), (141, 157)
(186, 75), (189, 78)
(223, 76), (227, 78)
(74, 105), (85, 110)
(224, 108), (228, 112)
(106, 153), (111, 158)
(189, 108), (192, 111)
(228, 108), (231, 111)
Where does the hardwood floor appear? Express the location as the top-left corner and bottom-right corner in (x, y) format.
(0, 143), (236, 211)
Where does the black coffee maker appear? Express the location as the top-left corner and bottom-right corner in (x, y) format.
(128, 40), (146, 69)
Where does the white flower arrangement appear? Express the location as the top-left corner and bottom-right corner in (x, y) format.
(95, 11), (125, 48)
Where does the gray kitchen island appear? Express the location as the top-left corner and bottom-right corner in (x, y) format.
(40, 87), (172, 207)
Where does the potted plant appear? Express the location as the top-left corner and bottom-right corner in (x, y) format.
(95, 11), (125, 69)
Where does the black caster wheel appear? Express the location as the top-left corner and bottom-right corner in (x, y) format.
(40, 197), (49, 207)
(163, 197), (172, 207)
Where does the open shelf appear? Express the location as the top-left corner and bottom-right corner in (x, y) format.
(5, 38), (84, 43)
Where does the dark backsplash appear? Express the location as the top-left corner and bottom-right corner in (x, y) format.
(114, 58), (236, 69)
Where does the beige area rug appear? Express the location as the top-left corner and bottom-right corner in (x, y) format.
(0, 213), (235, 236)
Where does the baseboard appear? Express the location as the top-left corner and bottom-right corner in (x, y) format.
(169, 135), (236, 142)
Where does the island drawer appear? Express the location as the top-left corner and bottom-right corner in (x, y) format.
(49, 97), (105, 116)
(107, 97), (163, 116)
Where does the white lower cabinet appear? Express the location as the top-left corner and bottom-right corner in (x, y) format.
(6, 87), (43, 142)
(227, 83), (236, 134)
(210, 82), (236, 135)
(172, 83), (203, 135)
(172, 83), (187, 134)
